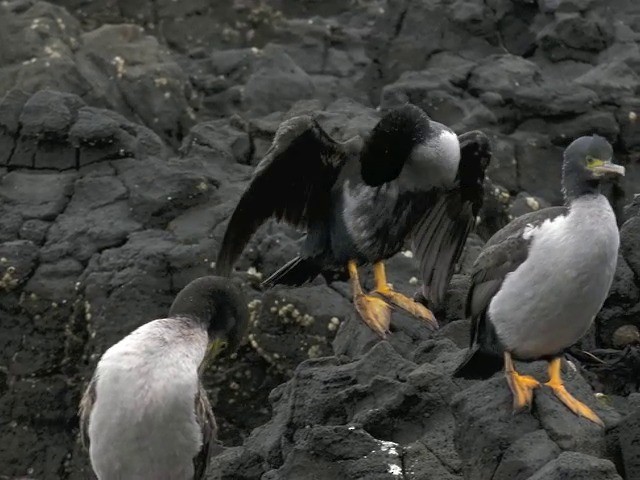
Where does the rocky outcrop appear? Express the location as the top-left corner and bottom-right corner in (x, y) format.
(0, 0), (639, 479)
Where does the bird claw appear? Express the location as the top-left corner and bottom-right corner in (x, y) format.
(374, 288), (439, 330)
(506, 371), (540, 412)
(545, 380), (604, 427)
(353, 293), (392, 339)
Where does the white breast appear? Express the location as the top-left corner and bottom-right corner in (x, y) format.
(489, 195), (619, 359)
(399, 124), (460, 191)
(88, 318), (208, 480)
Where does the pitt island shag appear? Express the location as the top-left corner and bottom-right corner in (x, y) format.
(79, 276), (249, 480)
(453, 134), (625, 426)
(215, 104), (492, 338)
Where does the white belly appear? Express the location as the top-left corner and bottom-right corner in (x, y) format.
(489, 196), (619, 359)
(88, 319), (207, 480)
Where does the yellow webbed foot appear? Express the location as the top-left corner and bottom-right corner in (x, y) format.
(348, 260), (392, 339)
(353, 292), (392, 339)
(544, 358), (604, 427)
(371, 261), (438, 329)
(504, 352), (540, 412)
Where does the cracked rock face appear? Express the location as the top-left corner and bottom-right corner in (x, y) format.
(1, 0), (640, 479)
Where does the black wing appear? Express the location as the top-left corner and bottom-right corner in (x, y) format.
(466, 206), (569, 346)
(215, 116), (350, 276)
(193, 382), (223, 480)
(78, 376), (97, 452)
(412, 130), (492, 308)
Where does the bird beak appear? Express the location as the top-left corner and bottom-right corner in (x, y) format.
(205, 337), (228, 363)
(591, 161), (625, 177)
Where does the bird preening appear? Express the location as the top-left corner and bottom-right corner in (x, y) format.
(79, 276), (249, 480)
(78, 101), (627, 479)
(215, 104), (492, 338)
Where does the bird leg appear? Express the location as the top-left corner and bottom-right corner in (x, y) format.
(504, 351), (540, 412)
(348, 260), (391, 339)
(371, 262), (438, 330)
(543, 357), (604, 427)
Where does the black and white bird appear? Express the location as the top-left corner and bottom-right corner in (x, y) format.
(215, 104), (492, 338)
(453, 134), (625, 426)
(79, 276), (249, 479)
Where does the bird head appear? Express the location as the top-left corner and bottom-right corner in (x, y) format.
(169, 275), (249, 362)
(359, 103), (430, 186)
(562, 135), (625, 200)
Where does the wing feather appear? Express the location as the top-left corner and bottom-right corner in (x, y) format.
(215, 116), (348, 276)
(193, 382), (223, 480)
(78, 376), (97, 452)
(412, 130), (491, 308)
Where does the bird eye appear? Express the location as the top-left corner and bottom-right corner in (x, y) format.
(585, 155), (601, 167)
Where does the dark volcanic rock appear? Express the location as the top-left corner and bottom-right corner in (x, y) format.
(451, 359), (619, 480)
(243, 44), (316, 117)
(617, 408), (640, 480)
(1, 0), (640, 478)
(527, 452), (622, 480)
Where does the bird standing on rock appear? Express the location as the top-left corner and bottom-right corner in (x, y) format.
(215, 104), (492, 339)
(79, 276), (249, 480)
(453, 135), (625, 426)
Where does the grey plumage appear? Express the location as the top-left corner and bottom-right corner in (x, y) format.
(454, 134), (625, 379)
(79, 276), (248, 480)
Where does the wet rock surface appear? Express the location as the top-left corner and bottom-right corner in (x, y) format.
(0, 0), (639, 478)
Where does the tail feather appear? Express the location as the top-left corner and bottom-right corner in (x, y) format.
(261, 256), (321, 288)
(453, 345), (504, 380)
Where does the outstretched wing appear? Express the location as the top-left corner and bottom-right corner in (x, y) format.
(466, 206), (569, 345)
(78, 376), (97, 452)
(215, 116), (349, 276)
(193, 383), (223, 480)
(412, 130), (492, 308)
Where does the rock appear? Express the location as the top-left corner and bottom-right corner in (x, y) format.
(0, 1), (88, 97)
(512, 132), (565, 204)
(1, 89), (165, 169)
(513, 83), (599, 118)
(180, 118), (251, 165)
(243, 44), (316, 117)
(261, 426), (406, 480)
(2, 0), (640, 477)
(617, 408), (640, 480)
(509, 192), (551, 219)
(620, 215), (640, 278)
(612, 325), (640, 349)
(617, 97), (640, 152)
(576, 61), (640, 105)
(527, 451), (622, 480)
(451, 359), (614, 480)
(77, 24), (197, 145)
(0, 171), (76, 220)
(248, 284), (353, 375)
(537, 13), (614, 62)
(380, 66), (496, 132)
(493, 430), (560, 480)
(468, 55), (541, 100)
(0, 240), (39, 291)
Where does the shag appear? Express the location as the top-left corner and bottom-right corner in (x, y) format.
(453, 134), (625, 426)
(215, 104), (492, 338)
(79, 276), (249, 479)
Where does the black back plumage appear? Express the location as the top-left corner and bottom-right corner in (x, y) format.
(215, 116), (347, 277)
